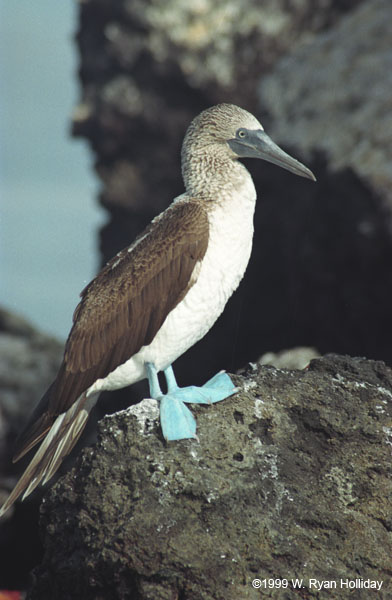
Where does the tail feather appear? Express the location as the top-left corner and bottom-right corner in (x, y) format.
(0, 393), (97, 518)
(41, 406), (91, 486)
(12, 383), (56, 463)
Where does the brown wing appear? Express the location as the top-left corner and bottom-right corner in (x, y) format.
(13, 199), (209, 460)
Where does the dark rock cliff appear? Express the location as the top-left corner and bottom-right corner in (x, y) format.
(27, 355), (392, 599)
(0, 309), (63, 589)
(258, 0), (392, 364)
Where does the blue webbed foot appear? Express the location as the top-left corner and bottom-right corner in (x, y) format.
(160, 395), (197, 441)
(171, 371), (238, 405)
(145, 363), (237, 441)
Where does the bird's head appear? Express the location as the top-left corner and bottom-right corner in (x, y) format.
(182, 103), (315, 182)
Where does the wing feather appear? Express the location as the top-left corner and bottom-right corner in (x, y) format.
(13, 199), (209, 461)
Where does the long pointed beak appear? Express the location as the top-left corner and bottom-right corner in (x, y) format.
(253, 130), (316, 181)
(229, 129), (316, 181)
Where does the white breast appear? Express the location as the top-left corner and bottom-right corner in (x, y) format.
(88, 170), (257, 395)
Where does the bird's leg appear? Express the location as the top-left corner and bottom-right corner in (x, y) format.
(162, 364), (238, 439)
(145, 361), (163, 398)
(145, 363), (238, 441)
(145, 362), (197, 441)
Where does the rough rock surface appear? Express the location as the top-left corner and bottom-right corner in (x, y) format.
(74, 0), (350, 238)
(255, 0), (392, 364)
(73, 0), (359, 231)
(259, 0), (392, 204)
(0, 308), (63, 589)
(28, 355), (392, 600)
(0, 308), (63, 479)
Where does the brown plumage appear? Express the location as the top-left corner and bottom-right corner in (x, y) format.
(1, 200), (208, 515)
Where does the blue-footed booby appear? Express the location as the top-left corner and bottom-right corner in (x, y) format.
(0, 103), (315, 516)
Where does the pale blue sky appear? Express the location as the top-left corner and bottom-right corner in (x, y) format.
(0, 0), (104, 339)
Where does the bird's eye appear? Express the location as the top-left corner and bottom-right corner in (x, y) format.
(237, 129), (246, 139)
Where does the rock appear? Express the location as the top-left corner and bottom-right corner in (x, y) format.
(75, 0), (356, 131)
(259, 0), (392, 204)
(258, 346), (320, 370)
(254, 0), (392, 364)
(0, 308), (63, 475)
(73, 0), (360, 236)
(28, 355), (392, 599)
(0, 308), (63, 590)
